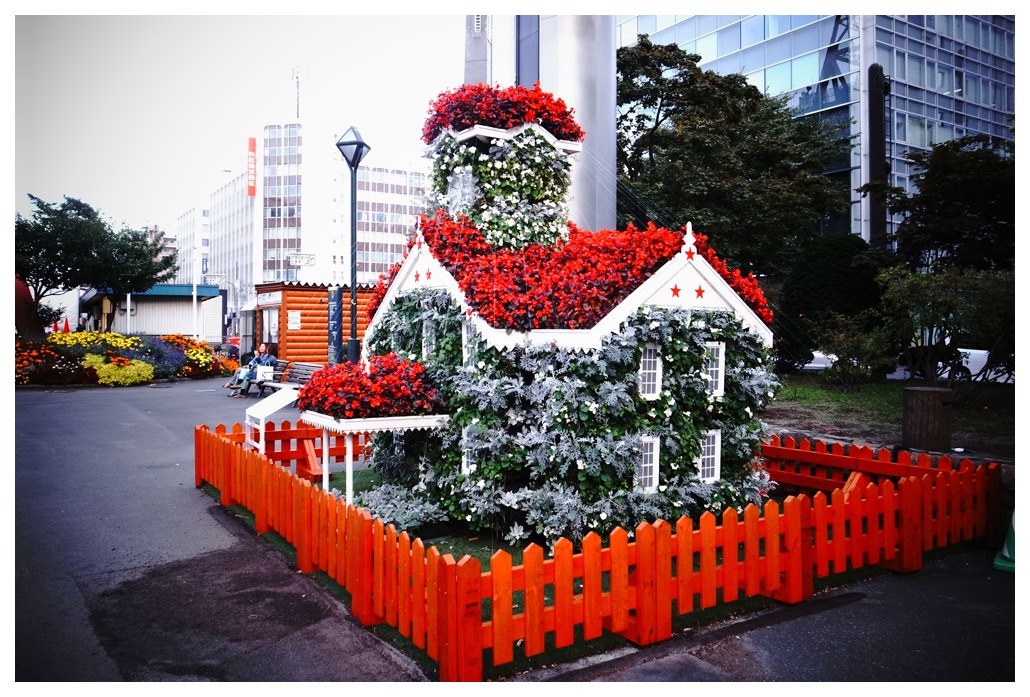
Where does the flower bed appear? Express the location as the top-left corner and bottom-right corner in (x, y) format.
(14, 331), (232, 386)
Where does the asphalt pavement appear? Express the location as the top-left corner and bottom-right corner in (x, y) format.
(13, 377), (1019, 684)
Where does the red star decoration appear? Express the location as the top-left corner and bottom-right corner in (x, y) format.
(686, 248), (695, 260)
(425, 269), (432, 280)
(466, 308), (473, 316)
(695, 286), (705, 298)
(416, 240), (423, 250)
(414, 271), (420, 282)
(671, 284), (681, 298)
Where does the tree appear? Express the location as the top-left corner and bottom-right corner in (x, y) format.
(15, 194), (178, 323)
(15, 195), (113, 317)
(616, 35), (853, 279)
(862, 134), (1014, 272)
(877, 265), (1014, 388)
(775, 233), (891, 372)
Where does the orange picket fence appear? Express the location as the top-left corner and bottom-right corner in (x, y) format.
(194, 422), (1005, 682)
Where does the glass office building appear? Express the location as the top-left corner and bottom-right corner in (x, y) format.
(616, 15), (1015, 244)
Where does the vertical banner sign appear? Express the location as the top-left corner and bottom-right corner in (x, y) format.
(327, 286), (343, 365)
(247, 137), (257, 197)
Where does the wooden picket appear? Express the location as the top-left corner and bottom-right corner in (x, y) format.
(194, 424), (1004, 682)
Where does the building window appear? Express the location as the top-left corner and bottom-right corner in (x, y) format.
(461, 426), (476, 475)
(461, 319), (477, 365)
(422, 319), (436, 360)
(636, 435), (660, 492)
(704, 342), (725, 397)
(639, 343), (662, 399)
(696, 430), (721, 482)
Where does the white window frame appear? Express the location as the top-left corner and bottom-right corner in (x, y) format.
(704, 341), (725, 397)
(696, 429), (721, 482)
(421, 318), (436, 360)
(461, 319), (476, 365)
(639, 343), (662, 400)
(636, 435), (660, 492)
(461, 426), (476, 475)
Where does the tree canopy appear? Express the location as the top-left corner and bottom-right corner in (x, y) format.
(867, 134), (1014, 272)
(616, 35), (853, 279)
(15, 194), (178, 317)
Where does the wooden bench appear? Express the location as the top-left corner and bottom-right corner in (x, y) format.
(257, 361), (324, 396)
(250, 359), (290, 396)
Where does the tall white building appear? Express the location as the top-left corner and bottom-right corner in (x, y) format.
(175, 122), (430, 333)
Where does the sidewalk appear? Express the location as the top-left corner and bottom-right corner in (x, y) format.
(513, 545), (1015, 682)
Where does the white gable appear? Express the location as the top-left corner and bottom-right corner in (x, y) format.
(363, 223), (773, 358)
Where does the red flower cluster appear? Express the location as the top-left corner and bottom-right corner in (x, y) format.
(419, 213), (685, 331)
(296, 353), (438, 420)
(422, 82), (585, 145)
(692, 231), (774, 324)
(365, 216), (774, 330)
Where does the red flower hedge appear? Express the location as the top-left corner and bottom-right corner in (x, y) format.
(366, 214), (773, 330)
(422, 82), (585, 145)
(296, 353), (439, 420)
(420, 213), (684, 331)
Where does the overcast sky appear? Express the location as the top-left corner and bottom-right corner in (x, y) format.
(15, 11), (469, 230)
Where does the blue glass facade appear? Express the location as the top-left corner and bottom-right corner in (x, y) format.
(616, 15), (1015, 242)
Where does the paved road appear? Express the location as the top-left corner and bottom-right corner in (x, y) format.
(15, 378), (428, 681)
(14, 378), (1017, 683)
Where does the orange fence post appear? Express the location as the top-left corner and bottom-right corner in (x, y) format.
(373, 518), (385, 620)
(674, 516), (695, 615)
(194, 426), (204, 488)
(653, 519), (673, 642)
(490, 550), (514, 666)
(721, 508), (739, 604)
(581, 532), (603, 641)
(773, 495), (805, 603)
(698, 512), (717, 608)
(425, 546), (440, 659)
(553, 538), (575, 649)
(436, 554), (458, 682)
(455, 556), (484, 682)
(397, 531), (412, 638)
(607, 528), (630, 633)
(742, 504), (761, 597)
(891, 476), (924, 572)
(412, 539), (428, 650)
(254, 450), (269, 535)
(522, 543), (546, 657)
(220, 436), (232, 507)
(384, 524), (398, 627)
(296, 480), (313, 574)
(351, 508), (376, 625)
(629, 520), (657, 645)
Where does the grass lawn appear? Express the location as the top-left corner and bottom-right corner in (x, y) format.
(760, 372), (1015, 462)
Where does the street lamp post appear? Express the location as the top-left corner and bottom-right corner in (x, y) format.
(335, 127), (371, 363)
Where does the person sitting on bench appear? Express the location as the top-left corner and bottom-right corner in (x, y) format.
(229, 343), (276, 397)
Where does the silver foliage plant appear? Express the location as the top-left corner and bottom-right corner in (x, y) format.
(361, 289), (780, 547)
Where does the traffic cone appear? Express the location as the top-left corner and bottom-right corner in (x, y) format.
(62, 317), (70, 333)
(993, 511), (1014, 572)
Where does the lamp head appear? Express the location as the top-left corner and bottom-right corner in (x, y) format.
(336, 127), (370, 169)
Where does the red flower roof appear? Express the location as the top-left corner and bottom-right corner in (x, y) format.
(367, 213), (771, 331)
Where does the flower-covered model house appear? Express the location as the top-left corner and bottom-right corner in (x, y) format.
(298, 83), (779, 545)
